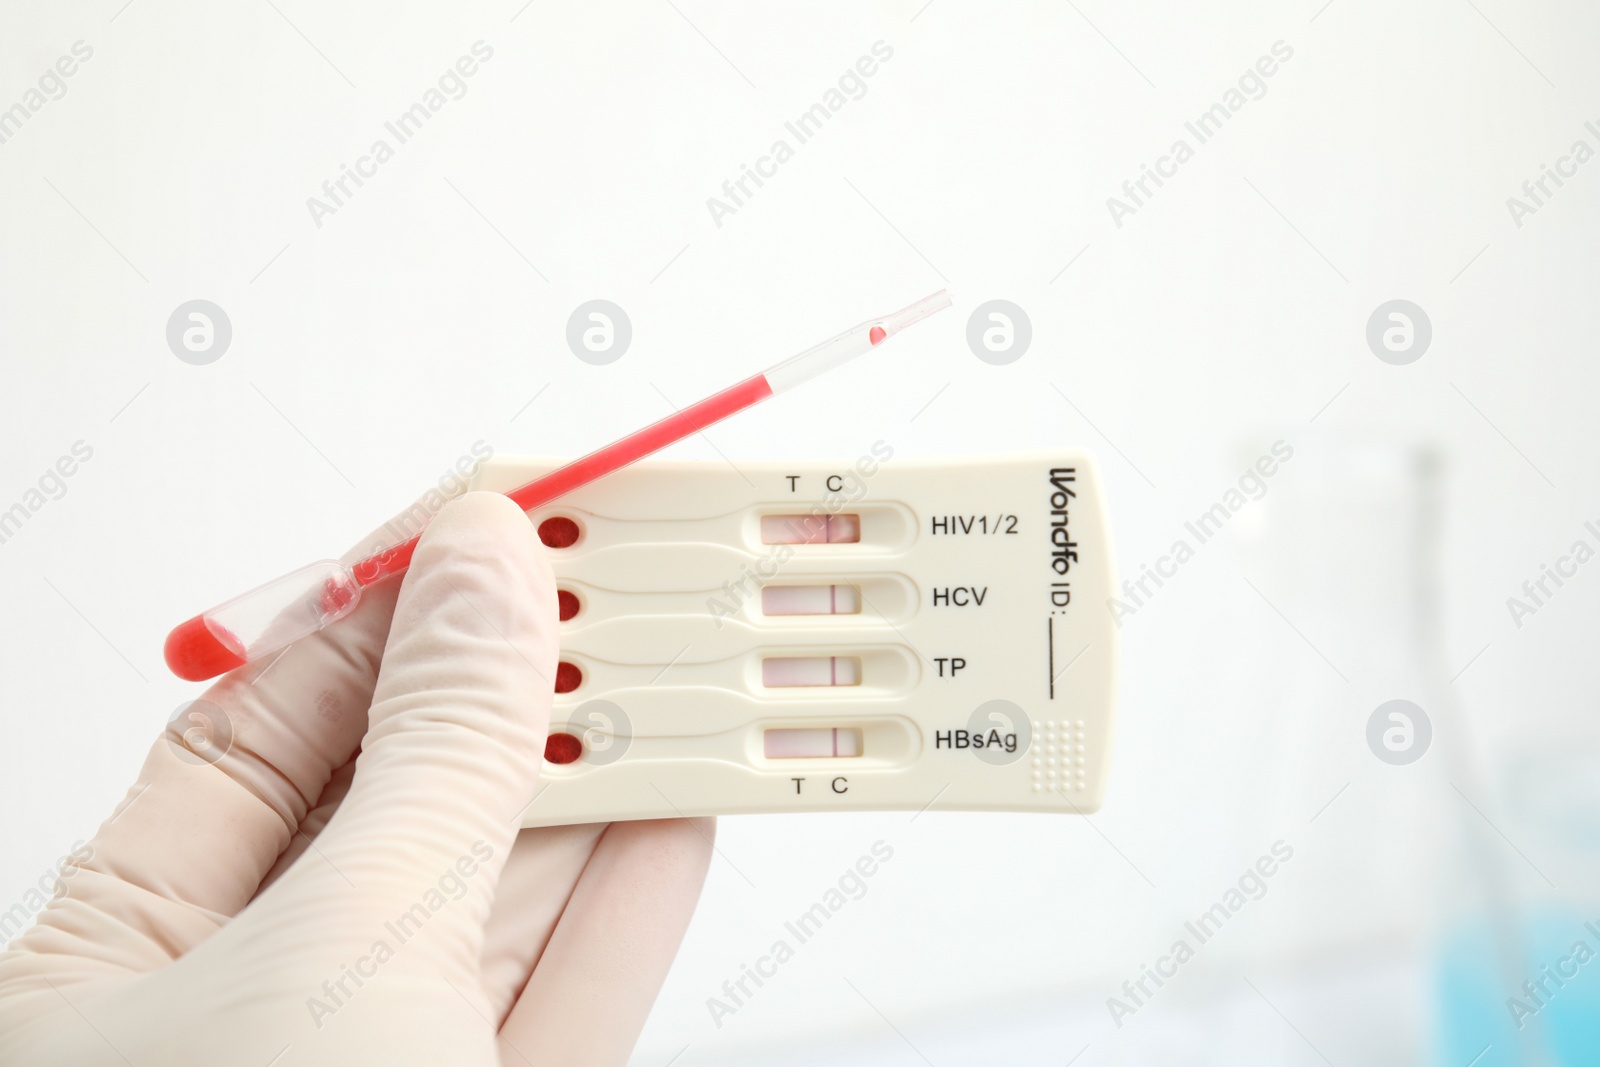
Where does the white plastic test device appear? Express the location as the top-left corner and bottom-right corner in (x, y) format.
(471, 451), (1118, 827)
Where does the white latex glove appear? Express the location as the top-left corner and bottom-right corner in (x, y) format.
(0, 492), (714, 1066)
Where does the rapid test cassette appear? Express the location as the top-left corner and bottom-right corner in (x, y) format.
(470, 450), (1118, 826)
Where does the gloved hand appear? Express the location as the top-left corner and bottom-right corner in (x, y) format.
(0, 492), (714, 1066)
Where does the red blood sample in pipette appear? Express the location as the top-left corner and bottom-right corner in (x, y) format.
(163, 291), (952, 682)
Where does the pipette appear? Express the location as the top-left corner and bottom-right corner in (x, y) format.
(163, 290), (953, 682)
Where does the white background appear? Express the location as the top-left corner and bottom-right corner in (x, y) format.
(3, 1), (1599, 1064)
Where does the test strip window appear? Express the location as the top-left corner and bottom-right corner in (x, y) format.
(760, 514), (861, 544)
(762, 656), (862, 687)
(764, 727), (863, 759)
(762, 585), (862, 616)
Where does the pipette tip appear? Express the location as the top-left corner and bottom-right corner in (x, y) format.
(877, 289), (952, 339)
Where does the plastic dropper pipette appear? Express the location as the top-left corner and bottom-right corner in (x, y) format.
(164, 290), (953, 682)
